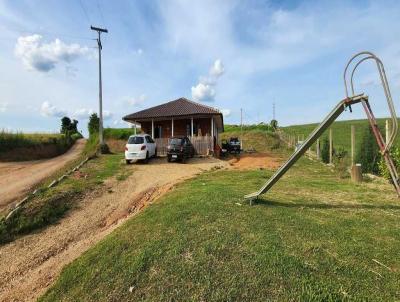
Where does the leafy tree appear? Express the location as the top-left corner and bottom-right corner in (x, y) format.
(71, 119), (78, 133)
(88, 113), (99, 136)
(270, 119), (278, 130)
(61, 117), (72, 134)
(356, 125), (380, 174)
(321, 136), (330, 163)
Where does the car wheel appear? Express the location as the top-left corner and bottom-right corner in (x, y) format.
(144, 152), (149, 164)
(167, 156), (172, 162)
(154, 148), (157, 158)
(126, 159), (131, 165)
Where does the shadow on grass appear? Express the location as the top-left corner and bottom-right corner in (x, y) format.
(254, 199), (400, 210)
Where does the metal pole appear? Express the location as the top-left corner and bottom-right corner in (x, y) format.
(90, 26), (108, 148)
(98, 31), (104, 146)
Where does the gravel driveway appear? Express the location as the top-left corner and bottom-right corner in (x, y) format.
(0, 156), (229, 302)
(0, 139), (86, 210)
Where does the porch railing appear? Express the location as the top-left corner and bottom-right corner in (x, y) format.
(154, 136), (213, 156)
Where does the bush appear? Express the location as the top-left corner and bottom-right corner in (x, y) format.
(71, 132), (83, 141)
(333, 147), (349, 178)
(356, 126), (380, 174)
(321, 137), (330, 163)
(88, 113), (100, 137)
(378, 147), (400, 180)
(104, 128), (136, 140)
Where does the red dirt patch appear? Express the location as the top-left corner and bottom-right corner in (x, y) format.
(228, 153), (282, 170)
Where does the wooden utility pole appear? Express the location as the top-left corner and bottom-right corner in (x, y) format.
(351, 125), (355, 165)
(386, 119), (390, 146)
(240, 108), (243, 150)
(91, 25), (108, 149)
(329, 128), (333, 164)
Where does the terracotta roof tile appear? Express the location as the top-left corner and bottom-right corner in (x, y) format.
(122, 97), (221, 121)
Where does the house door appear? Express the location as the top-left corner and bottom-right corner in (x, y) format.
(155, 126), (162, 138)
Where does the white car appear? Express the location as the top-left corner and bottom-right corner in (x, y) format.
(125, 134), (157, 164)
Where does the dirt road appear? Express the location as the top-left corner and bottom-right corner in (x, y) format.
(0, 139), (86, 210)
(0, 157), (229, 302)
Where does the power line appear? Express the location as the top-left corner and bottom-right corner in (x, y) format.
(78, 0), (91, 24)
(97, 0), (106, 26)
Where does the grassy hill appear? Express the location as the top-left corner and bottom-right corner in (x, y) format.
(0, 131), (79, 161)
(40, 154), (400, 301)
(221, 125), (282, 153)
(282, 118), (398, 153)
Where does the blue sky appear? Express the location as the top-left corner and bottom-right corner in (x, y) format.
(1, 0), (400, 134)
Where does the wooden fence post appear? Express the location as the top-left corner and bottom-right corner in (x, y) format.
(351, 125), (355, 165)
(329, 128), (333, 164)
(386, 119), (390, 146)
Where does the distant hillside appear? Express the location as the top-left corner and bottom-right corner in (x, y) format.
(221, 126), (282, 153)
(282, 118), (398, 153)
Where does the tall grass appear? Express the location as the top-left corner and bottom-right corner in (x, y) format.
(0, 130), (67, 153)
(0, 130), (80, 161)
(104, 128), (138, 140)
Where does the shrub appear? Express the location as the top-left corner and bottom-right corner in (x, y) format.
(321, 137), (330, 163)
(88, 113), (100, 136)
(71, 132), (83, 141)
(378, 147), (400, 180)
(333, 147), (349, 178)
(356, 126), (380, 174)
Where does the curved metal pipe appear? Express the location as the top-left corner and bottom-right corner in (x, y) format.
(344, 51), (398, 151)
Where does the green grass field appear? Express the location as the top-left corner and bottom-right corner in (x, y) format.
(282, 118), (398, 154)
(220, 128), (282, 153)
(40, 153), (400, 301)
(0, 130), (79, 161)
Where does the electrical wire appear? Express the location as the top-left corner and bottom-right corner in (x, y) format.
(78, 0), (91, 25)
(96, 0), (106, 26)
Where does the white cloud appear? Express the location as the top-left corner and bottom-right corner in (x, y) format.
(73, 108), (95, 119)
(191, 83), (216, 103)
(0, 102), (8, 112)
(103, 110), (112, 120)
(220, 108), (231, 117)
(15, 34), (89, 72)
(192, 59), (225, 102)
(40, 101), (66, 117)
(209, 59), (224, 77)
(127, 94), (147, 106)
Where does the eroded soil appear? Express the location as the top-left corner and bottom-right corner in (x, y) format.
(0, 139), (86, 210)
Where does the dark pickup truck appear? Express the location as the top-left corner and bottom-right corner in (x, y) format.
(221, 137), (241, 156)
(167, 136), (194, 163)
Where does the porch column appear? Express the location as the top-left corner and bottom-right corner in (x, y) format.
(134, 120), (137, 135)
(171, 118), (174, 137)
(151, 119), (154, 138)
(211, 117), (214, 150)
(191, 117), (194, 137)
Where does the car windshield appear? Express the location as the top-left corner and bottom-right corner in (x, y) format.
(230, 138), (239, 142)
(128, 136), (144, 144)
(169, 138), (183, 145)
